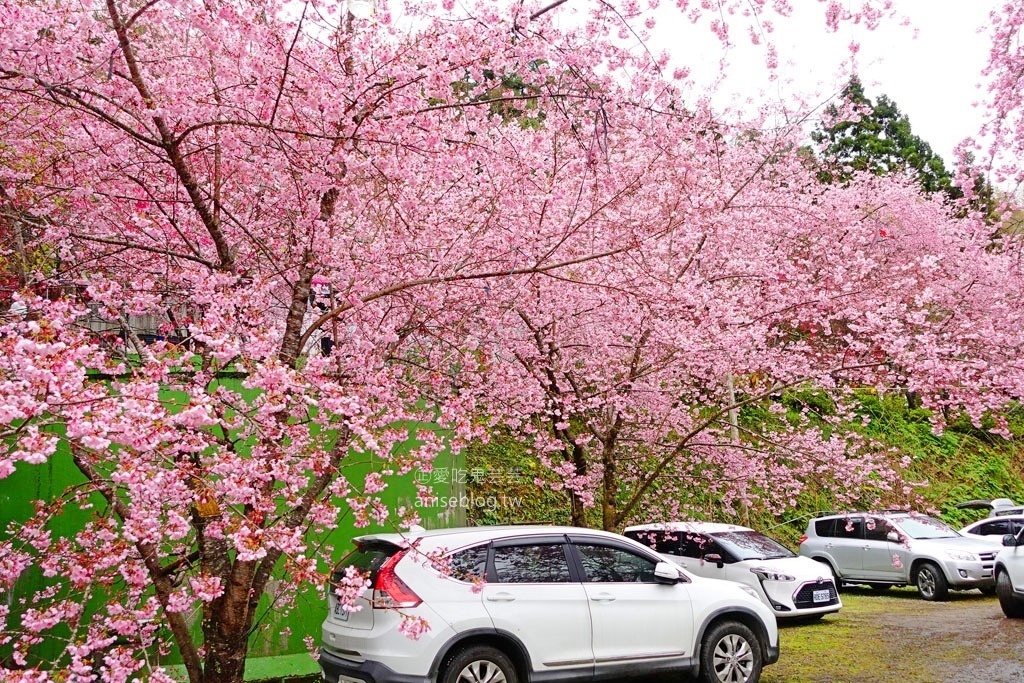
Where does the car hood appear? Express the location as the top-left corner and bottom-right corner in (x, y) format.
(905, 535), (999, 553)
(664, 553), (833, 581)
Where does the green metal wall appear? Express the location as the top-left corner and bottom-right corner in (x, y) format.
(0, 435), (464, 680)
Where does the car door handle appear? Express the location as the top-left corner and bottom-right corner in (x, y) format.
(590, 593), (616, 602)
(486, 593), (516, 602)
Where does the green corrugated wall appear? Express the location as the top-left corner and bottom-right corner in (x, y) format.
(0, 422), (464, 680)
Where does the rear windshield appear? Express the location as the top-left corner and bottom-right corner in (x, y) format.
(331, 540), (400, 583)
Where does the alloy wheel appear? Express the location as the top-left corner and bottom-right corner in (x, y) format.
(711, 633), (755, 683)
(454, 660), (508, 683)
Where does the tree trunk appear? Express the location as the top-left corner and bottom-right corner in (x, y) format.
(199, 560), (259, 683)
(202, 634), (248, 683)
(601, 443), (618, 532)
(569, 441), (588, 527)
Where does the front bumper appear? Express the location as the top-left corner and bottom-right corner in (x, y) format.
(319, 647), (431, 683)
(762, 578), (841, 617)
(941, 555), (997, 589)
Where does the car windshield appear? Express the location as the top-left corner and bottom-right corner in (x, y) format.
(711, 530), (795, 560)
(890, 514), (959, 539)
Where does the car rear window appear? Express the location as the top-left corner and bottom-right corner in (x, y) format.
(448, 544), (488, 582)
(814, 519), (836, 537)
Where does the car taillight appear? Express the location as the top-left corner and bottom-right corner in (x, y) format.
(798, 535), (808, 545)
(372, 549), (422, 609)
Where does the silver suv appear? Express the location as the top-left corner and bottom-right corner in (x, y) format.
(798, 511), (997, 600)
(321, 525), (780, 683)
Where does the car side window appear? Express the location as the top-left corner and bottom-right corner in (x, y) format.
(626, 529), (682, 555)
(701, 539), (736, 563)
(492, 544), (571, 583)
(575, 543), (659, 583)
(680, 533), (712, 558)
(979, 520), (1011, 536)
(835, 517), (864, 539)
(865, 517), (890, 542)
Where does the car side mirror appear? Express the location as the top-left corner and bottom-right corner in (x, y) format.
(1002, 534), (1019, 547)
(887, 531), (900, 543)
(653, 561), (681, 584)
(704, 553), (725, 569)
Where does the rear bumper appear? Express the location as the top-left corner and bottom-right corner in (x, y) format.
(319, 648), (431, 683)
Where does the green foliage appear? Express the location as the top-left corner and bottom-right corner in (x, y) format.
(449, 62), (548, 130)
(467, 392), (1024, 549)
(463, 431), (577, 526)
(852, 393), (1024, 528)
(812, 76), (958, 196)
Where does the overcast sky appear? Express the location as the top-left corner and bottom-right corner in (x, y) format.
(646, 0), (997, 165)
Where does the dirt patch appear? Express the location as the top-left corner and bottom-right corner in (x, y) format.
(759, 586), (1024, 683)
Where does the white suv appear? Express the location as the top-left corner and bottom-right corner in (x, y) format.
(624, 521), (841, 620)
(994, 527), (1024, 618)
(320, 525), (780, 683)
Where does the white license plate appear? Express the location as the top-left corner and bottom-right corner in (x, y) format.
(812, 589), (831, 603)
(333, 602), (350, 621)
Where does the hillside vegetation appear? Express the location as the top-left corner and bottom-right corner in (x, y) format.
(466, 394), (1024, 546)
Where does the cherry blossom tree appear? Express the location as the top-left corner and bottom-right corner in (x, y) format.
(1, 0), (1015, 680)
(479, 117), (1024, 530)
(0, 0), (723, 679)
(981, 1), (1024, 187)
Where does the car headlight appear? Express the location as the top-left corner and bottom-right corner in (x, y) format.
(750, 567), (796, 582)
(946, 551), (978, 562)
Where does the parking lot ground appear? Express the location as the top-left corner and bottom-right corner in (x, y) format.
(755, 585), (1024, 683)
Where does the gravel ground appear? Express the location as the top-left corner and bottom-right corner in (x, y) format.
(760, 585), (1024, 683)
(630, 585), (1024, 683)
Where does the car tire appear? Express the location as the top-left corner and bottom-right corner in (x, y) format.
(915, 561), (948, 601)
(996, 570), (1024, 618)
(699, 620), (763, 683)
(441, 645), (519, 683)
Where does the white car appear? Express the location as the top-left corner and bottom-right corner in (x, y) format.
(624, 521), (841, 619)
(960, 514), (1024, 545)
(320, 525), (780, 683)
(995, 527), (1024, 618)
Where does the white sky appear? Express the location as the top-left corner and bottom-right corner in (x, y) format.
(645, 0), (997, 165)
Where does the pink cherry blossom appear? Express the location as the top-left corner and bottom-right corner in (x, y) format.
(0, 1), (1019, 681)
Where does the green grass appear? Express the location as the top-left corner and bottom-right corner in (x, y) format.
(761, 586), (999, 683)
